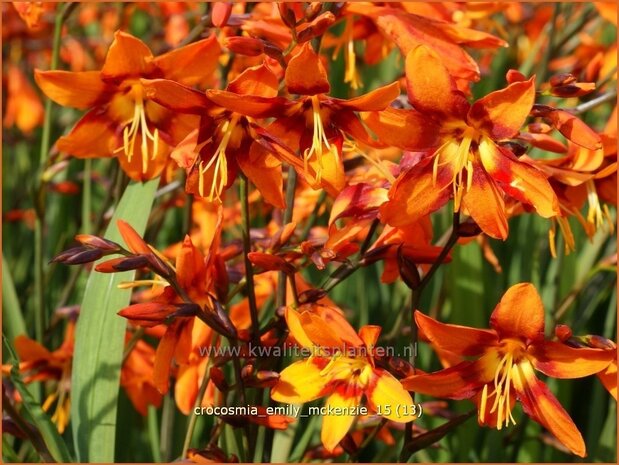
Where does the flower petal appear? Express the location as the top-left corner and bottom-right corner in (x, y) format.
(362, 108), (440, 150)
(227, 62), (279, 97)
(153, 35), (221, 87)
(175, 364), (199, 415)
(415, 311), (498, 356)
(461, 158), (509, 240)
(359, 326), (381, 351)
(529, 341), (615, 378)
(101, 30), (155, 80)
(478, 138), (560, 218)
(237, 149), (285, 208)
(55, 109), (119, 159)
(548, 110), (602, 151)
(489, 283), (545, 341)
(321, 391), (362, 452)
(379, 158), (452, 227)
(284, 307), (314, 349)
(467, 78), (535, 140)
(512, 361), (586, 457)
(285, 42), (330, 95)
(206, 90), (289, 118)
(330, 82), (400, 111)
(402, 358), (493, 400)
(117, 219), (152, 254)
(141, 78), (210, 114)
(175, 235), (205, 289)
(14, 335), (52, 361)
(34, 70), (110, 110)
(367, 369), (415, 422)
(405, 45), (469, 118)
(271, 359), (329, 404)
(154, 321), (183, 394)
(597, 361), (617, 400)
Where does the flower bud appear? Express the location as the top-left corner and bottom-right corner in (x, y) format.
(74, 234), (120, 251)
(224, 36), (264, 56)
(211, 2), (232, 28)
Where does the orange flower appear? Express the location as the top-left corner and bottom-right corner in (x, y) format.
(271, 304), (415, 452)
(114, 218), (228, 394)
(370, 46), (560, 239)
(403, 283), (614, 457)
(274, 42), (400, 196)
(4, 322), (75, 434)
(3, 64), (44, 134)
(143, 62), (294, 205)
(554, 324), (617, 401)
(35, 30), (220, 180)
(120, 337), (163, 416)
(344, 2), (507, 92)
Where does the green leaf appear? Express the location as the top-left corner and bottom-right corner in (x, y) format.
(71, 179), (158, 462)
(2, 254), (27, 344)
(3, 336), (72, 462)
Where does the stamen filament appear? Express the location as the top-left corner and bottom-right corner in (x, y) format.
(303, 96), (333, 182)
(198, 115), (239, 201)
(114, 89), (161, 173)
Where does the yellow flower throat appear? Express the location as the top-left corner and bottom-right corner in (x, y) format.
(479, 339), (526, 430)
(304, 96), (339, 183)
(433, 126), (478, 211)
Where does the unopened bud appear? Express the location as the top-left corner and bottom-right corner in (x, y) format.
(549, 73), (577, 87)
(209, 366), (229, 392)
(297, 12), (335, 43)
(397, 245), (421, 290)
(304, 2), (323, 21)
(278, 3), (297, 29)
(74, 234), (120, 251)
(52, 247), (104, 265)
(530, 104), (554, 118)
(109, 254), (151, 272)
(298, 288), (327, 304)
(225, 36), (264, 56)
(211, 2), (232, 28)
(554, 324), (573, 342)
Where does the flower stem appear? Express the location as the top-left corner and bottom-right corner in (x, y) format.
(276, 167), (297, 308)
(239, 175), (260, 346)
(401, 212), (460, 461)
(34, 2), (74, 343)
(181, 353), (215, 458)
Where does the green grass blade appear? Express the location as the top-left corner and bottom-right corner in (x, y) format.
(2, 254), (27, 342)
(71, 178), (158, 462)
(3, 336), (72, 462)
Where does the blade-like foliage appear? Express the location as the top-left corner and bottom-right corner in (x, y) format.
(71, 179), (158, 462)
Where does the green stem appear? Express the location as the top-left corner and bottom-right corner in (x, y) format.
(239, 175), (260, 346)
(34, 2), (72, 343)
(181, 355), (214, 458)
(401, 212), (460, 462)
(82, 159), (92, 234)
(276, 167), (297, 309)
(147, 405), (162, 462)
(159, 395), (175, 462)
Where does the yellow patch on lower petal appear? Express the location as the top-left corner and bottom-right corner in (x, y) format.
(321, 391), (362, 452)
(368, 370), (415, 423)
(271, 359), (326, 404)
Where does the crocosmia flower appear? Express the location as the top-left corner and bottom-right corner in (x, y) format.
(35, 30), (220, 180)
(369, 45), (561, 239)
(271, 304), (415, 452)
(402, 283), (614, 457)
